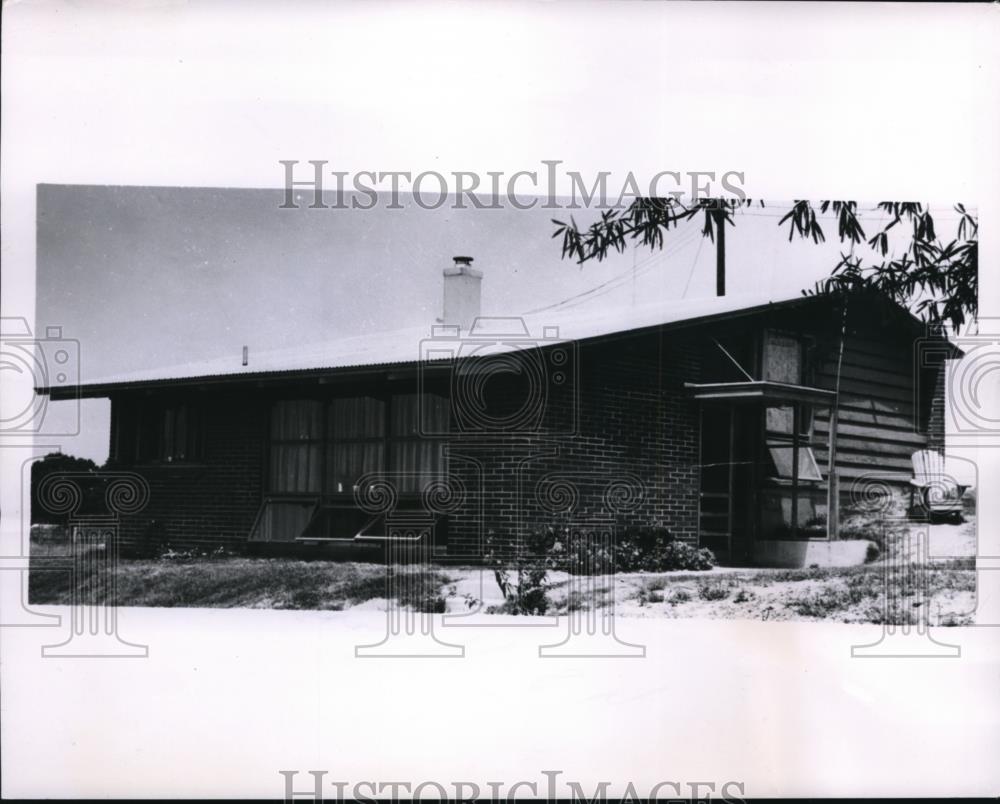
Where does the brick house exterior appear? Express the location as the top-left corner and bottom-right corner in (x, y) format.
(41, 280), (952, 566)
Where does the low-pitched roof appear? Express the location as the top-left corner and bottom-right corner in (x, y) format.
(38, 290), (928, 399)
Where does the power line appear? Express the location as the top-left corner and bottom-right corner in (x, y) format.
(681, 234), (705, 299)
(551, 230), (702, 313)
(523, 227), (700, 315)
(533, 230), (699, 314)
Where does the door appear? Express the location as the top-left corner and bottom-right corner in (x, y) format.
(698, 403), (758, 564)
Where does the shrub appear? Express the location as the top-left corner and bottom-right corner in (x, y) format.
(484, 528), (558, 616)
(653, 541), (716, 572)
(408, 592), (448, 613)
(698, 583), (729, 601)
(669, 589), (692, 605)
(634, 583), (666, 607)
(559, 524), (716, 574)
(486, 522), (716, 612)
(396, 574), (451, 613)
(157, 545), (237, 562)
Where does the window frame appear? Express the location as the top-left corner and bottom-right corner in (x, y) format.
(135, 398), (205, 465)
(268, 398), (325, 494)
(325, 394), (387, 495)
(265, 387), (451, 499)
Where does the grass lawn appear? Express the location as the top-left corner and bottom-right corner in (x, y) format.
(609, 564), (976, 625)
(28, 513), (977, 625)
(28, 540), (455, 612)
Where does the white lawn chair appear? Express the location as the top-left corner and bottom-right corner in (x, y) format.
(909, 449), (968, 521)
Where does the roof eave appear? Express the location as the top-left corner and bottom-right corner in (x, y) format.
(37, 292), (959, 400)
(37, 360), (449, 400)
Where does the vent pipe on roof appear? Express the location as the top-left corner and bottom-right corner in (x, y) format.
(242, 345), (248, 367)
(442, 255), (482, 331)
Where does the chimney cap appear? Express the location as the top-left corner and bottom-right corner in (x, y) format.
(452, 256), (474, 266)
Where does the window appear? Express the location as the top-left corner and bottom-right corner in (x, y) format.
(762, 401), (826, 539)
(325, 396), (385, 494)
(766, 440), (824, 482)
(763, 331), (803, 385)
(267, 392), (450, 496)
(137, 400), (204, 463)
(390, 393), (449, 493)
(269, 400), (323, 492)
(764, 404), (823, 482)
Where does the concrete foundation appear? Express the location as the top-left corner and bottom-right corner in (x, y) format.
(752, 539), (876, 568)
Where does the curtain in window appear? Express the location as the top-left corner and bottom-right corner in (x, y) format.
(138, 401), (202, 462)
(391, 393), (449, 493)
(330, 397), (385, 439)
(160, 404), (192, 461)
(390, 392), (449, 435)
(326, 397), (385, 493)
(270, 394), (451, 496)
(269, 400), (322, 493)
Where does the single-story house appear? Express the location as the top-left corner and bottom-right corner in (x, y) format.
(38, 257), (952, 566)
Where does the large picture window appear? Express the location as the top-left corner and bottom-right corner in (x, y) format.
(270, 399), (323, 493)
(325, 396), (385, 494)
(390, 393), (449, 493)
(268, 392), (450, 496)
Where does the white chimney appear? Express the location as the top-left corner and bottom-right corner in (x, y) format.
(442, 256), (482, 330)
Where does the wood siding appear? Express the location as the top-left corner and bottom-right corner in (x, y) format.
(811, 327), (930, 488)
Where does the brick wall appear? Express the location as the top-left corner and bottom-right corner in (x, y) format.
(105, 303), (953, 559)
(110, 391), (266, 551)
(437, 329), (702, 558)
(108, 327), (703, 557)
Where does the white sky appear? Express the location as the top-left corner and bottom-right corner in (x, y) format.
(3, 3), (1000, 799)
(33, 185), (970, 463)
(2, 1), (994, 468)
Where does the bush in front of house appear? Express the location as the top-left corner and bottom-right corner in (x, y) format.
(560, 524), (716, 573)
(698, 582), (730, 601)
(484, 523), (716, 615)
(484, 528), (559, 616)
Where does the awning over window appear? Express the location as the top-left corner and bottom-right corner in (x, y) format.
(248, 498), (444, 544)
(300, 505), (380, 541)
(684, 381), (836, 406)
(248, 497), (319, 543)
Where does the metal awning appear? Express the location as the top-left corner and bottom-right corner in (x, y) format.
(684, 380), (836, 405)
